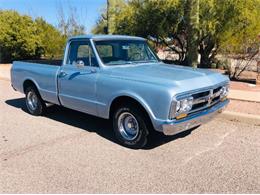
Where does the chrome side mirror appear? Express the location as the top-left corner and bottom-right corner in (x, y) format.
(75, 60), (85, 69)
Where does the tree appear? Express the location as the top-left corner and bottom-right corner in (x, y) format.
(57, 4), (86, 37)
(0, 10), (42, 62)
(112, 0), (187, 61)
(112, 0), (189, 63)
(92, 0), (126, 34)
(218, 0), (260, 54)
(0, 10), (66, 62)
(35, 18), (66, 58)
(92, 0), (260, 68)
(198, 0), (260, 68)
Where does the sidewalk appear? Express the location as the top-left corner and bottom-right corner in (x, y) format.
(228, 90), (260, 103)
(228, 80), (260, 103)
(225, 82), (260, 124)
(0, 64), (11, 81)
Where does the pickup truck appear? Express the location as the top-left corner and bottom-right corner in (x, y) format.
(11, 35), (230, 148)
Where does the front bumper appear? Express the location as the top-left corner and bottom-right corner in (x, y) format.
(11, 84), (17, 91)
(162, 99), (229, 136)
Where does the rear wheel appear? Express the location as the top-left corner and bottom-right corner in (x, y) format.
(25, 86), (45, 116)
(112, 104), (150, 149)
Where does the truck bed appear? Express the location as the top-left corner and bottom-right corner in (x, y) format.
(11, 61), (61, 105)
(24, 59), (62, 66)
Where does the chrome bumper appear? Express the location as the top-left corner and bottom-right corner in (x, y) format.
(162, 99), (229, 136)
(11, 84), (17, 91)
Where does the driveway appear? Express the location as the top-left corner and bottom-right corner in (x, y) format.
(0, 79), (260, 193)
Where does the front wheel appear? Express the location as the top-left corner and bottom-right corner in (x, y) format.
(112, 104), (150, 149)
(25, 86), (46, 116)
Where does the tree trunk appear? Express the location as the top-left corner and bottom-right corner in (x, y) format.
(198, 35), (217, 68)
(199, 43), (214, 68)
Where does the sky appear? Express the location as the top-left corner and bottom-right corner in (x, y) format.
(0, 0), (106, 33)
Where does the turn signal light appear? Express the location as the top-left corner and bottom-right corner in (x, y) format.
(176, 113), (188, 120)
(220, 97), (227, 102)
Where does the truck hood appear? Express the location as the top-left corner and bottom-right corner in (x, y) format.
(107, 62), (229, 94)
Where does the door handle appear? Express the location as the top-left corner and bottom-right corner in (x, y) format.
(59, 71), (68, 78)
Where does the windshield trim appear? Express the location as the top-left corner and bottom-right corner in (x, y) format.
(93, 39), (160, 66)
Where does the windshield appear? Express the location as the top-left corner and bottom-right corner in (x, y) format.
(94, 40), (159, 65)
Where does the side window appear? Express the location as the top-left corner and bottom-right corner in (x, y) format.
(66, 41), (98, 67)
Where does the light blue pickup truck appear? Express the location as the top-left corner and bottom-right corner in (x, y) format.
(11, 35), (229, 148)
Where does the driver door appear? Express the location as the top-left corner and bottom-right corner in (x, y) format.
(58, 40), (99, 115)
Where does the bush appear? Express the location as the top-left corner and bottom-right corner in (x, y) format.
(0, 10), (65, 63)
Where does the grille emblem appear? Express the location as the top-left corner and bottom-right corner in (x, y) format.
(208, 89), (214, 105)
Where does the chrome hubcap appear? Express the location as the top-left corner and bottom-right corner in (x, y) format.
(27, 91), (38, 111)
(118, 112), (139, 141)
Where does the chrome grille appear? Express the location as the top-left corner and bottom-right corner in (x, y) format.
(190, 86), (223, 113)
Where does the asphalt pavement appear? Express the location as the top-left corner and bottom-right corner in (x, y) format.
(0, 79), (260, 193)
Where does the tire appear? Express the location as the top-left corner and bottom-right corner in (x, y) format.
(112, 104), (150, 149)
(25, 86), (46, 116)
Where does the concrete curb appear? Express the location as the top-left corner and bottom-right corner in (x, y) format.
(228, 97), (260, 103)
(218, 111), (260, 125)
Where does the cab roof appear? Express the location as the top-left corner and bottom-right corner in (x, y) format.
(68, 34), (146, 41)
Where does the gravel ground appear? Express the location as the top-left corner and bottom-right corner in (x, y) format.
(0, 79), (260, 193)
(226, 99), (260, 115)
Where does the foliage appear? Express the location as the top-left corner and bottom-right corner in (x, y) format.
(92, 0), (260, 68)
(92, 0), (126, 34)
(198, 0), (260, 67)
(0, 10), (41, 62)
(0, 10), (67, 62)
(35, 18), (66, 58)
(218, 0), (260, 54)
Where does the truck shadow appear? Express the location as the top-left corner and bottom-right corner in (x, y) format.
(5, 98), (195, 150)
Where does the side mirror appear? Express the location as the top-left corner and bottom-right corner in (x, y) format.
(75, 60), (85, 69)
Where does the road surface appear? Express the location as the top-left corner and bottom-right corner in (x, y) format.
(0, 79), (259, 193)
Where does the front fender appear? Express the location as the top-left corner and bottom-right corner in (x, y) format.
(108, 90), (156, 120)
(98, 87), (173, 131)
(96, 74), (174, 130)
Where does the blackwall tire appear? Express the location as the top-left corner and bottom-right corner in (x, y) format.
(112, 104), (150, 149)
(25, 86), (46, 116)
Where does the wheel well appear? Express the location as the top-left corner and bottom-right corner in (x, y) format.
(109, 96), (153, 125)
(23, 80), (37, 93)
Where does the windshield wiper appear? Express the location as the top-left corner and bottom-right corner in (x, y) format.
(106, 61), (134, 65)
(131, 60), (158, 64)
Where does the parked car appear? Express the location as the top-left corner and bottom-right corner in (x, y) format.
(11, 35), (230, 148)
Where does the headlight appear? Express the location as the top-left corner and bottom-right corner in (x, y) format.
(175, 101), (181, 112)
(180, 98), (193, 112)
(220, 85), (229, 100)
(170, 97), (193, 119)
